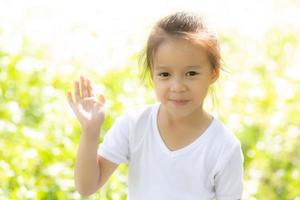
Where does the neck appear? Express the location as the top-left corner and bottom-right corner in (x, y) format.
(159, 105), (211, 128)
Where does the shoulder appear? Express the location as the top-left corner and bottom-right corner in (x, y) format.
(122, 103), (159, 124)
(106, 103), (158, 135)
(209, 117), (243, 172)
(210, 117), (241, 149)
(121, 103), (159, 153)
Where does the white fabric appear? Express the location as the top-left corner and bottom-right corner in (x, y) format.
(98, 103), (244, 200)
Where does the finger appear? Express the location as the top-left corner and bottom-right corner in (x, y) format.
(66, 91), (75, 107)
(98, 94), (106, 104)
(80, 75), (88, 98)
(87, 78), (93, 97)
(67, 91), (79, 115)
(92, 101), (106, 115)
(74, 81), (81, 103)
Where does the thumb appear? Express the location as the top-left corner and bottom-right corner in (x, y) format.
(92, 101), (106, 119)
(97, 94), (106, 104)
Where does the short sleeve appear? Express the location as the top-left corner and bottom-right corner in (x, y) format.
(215, 143), (244, 200)
(97, 113), (130, 164)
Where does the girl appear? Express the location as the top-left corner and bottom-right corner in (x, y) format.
(67, 11), (244, 200)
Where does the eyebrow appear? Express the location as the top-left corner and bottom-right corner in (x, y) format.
(156, 65), (203, 69)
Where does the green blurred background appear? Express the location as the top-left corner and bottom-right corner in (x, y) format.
(0, 0), (299, 199)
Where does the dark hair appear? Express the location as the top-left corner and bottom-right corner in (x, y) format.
(140, 11), (221, 81)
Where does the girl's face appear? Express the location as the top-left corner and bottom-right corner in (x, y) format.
(152, 38), (219, 117)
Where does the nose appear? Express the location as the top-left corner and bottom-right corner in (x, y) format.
(170, 78), (187, 93)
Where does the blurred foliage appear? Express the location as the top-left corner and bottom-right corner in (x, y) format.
(217, 27), (300, 199)
(1, 24), (300, 200)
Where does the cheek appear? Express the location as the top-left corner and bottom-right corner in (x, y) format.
(153, 83), (164, 94)
(189, 80), (210, 93)
(153, 88), (164, 102)
(153, 82), (168, 97)
(153, 77), (163, 88)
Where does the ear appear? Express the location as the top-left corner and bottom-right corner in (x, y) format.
(210, 67), (219, 84)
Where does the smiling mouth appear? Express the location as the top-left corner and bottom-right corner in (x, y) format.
(169, 99), (190, 106)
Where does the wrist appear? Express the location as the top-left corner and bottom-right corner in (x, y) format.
(81, 128), (101, 141)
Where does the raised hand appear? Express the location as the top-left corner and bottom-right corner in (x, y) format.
(66, 75), (106, 139)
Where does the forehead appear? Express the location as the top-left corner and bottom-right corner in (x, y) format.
(153, 38), (209, 68)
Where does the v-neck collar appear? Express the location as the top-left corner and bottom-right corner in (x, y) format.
(152, 103), (215, 157)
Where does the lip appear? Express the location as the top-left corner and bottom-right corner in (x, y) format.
(169, 99), (190, 106)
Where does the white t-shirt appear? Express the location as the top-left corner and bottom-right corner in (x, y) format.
(98, 103), (244, 200)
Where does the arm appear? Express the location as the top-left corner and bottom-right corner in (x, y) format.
(74, 130), (118, 196)
(67, 75), (118, 196)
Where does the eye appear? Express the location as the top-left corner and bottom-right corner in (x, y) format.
(158, 72), (170, 77)
(186, 71), (199, 76)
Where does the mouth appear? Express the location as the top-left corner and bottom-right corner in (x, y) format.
(169, 99), (190, 106)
